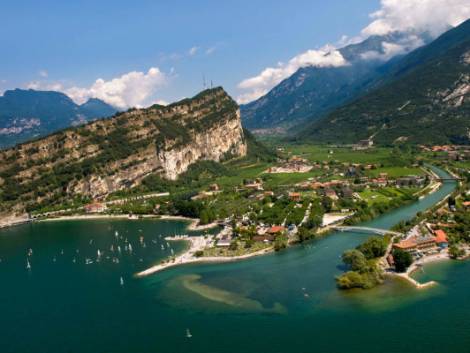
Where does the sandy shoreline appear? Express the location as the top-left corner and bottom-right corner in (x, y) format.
(136, 235), (273, 277)
(387, 251), (452, 289)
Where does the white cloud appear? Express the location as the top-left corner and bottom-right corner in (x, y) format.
(362, 0), (470, 37)
(188, 46), (199, 56)
(237, 46), (348, 103)
(206, 46), (216, 55)
(237, 0), (470, 104)
(38, 70), (48, 78)
(360, 34), (425, 61)
(27, 81), (63, 91)
(65, 67), (167, 109)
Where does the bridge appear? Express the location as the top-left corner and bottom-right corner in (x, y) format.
(437, 177), (463, 181)
(332, 226), (403, 237)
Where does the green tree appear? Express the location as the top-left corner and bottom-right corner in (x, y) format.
(356, 237), (387, 260)
(449, 245), (465, 259)
(342, 250), (367, 271)
(392, 249), (413, 272)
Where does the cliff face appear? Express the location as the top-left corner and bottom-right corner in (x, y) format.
(0, 87), (246, 210)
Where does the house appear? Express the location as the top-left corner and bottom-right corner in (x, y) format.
(264, 191), (274, 197)
(372, 178), (388, 187)
(324, 189), (339, 200)
(396, 176), (425, 187)
(393, 239), (417, 252)
(415, 236), (437, 251)
(245, 183), (263, 191)
(209, 183), (220, 191)
(462, 201), (470, 209)
(434, 229), (449, 248)
(253, 234), (275, 243)
(267, 226), (286, 235)
(289, 192), (302, 202)
(84, 202), (107, 214)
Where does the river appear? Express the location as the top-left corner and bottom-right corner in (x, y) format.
(1, 166), (467, 353)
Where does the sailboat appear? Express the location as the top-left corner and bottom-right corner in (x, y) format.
(120, 277), (124, 286)
(186, 329), (192, 338)
(26, 260), (31, 270)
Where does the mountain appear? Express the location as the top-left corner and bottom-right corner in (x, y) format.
(0, 89), (117, 148)
(0, 87), (247, 213)
(240, 33), (428, 132)
(299, 19), (470, 145)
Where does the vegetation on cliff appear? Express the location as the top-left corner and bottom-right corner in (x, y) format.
(0, 87), (247, 213)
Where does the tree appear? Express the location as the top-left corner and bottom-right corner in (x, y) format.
(449, 245), (465, 259)
(274, 236), (288, 252)
(342, 250), (367, 271)
(392, 249), (413, 272)
(356, 237), (387, 260)
(229, 240), (238, 251)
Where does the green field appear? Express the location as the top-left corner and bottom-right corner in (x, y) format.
(365, 166), (424, 178)
(281, 145), (398, 164)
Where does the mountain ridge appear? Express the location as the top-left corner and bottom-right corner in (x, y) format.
(0, 87), (247, 213)
(299, 19), (470, 145)
(0, 89), (117, 148)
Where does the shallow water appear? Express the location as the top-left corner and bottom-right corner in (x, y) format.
(2, 167), (468, 353)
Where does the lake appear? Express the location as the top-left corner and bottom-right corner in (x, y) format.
(1, 167), (467, 353)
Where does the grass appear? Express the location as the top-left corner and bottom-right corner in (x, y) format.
(202, 241), (271, 257)
(365, 167), (424, 178)
(359, 190), (391, 205)
(282, 145), (395, 164)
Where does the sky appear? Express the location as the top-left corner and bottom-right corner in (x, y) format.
(0, 0), (469, 108)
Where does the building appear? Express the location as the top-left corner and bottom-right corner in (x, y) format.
(289, 192), (302, 202)
(324, 189), (339, 200)
(267, 226), (286, 235)
(396, 176), (425, 187)
(434, 229), (449, 248)
(393, 239), (417, 253)
(84, 202), (107, 214)
(209, 183), (220, 191)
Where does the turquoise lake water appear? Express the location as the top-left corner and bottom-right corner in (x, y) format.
(1, 167), (468, 353)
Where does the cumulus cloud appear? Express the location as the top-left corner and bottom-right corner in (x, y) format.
(360, 34), (425, 61)
(38, 70), (48, 78)
(206, 46), (216, 55)
(362, 0), (470, 37)
(65, 67), (167, 109)
(27, 81), (63, 91)
(237, 0), (470, 104)
(237, 46), (348, 103)
(188, 46), (199, 56)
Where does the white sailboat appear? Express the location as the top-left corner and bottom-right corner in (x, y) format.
(120, 276), (124, 286)
(186, 329), (192, 338)
(26, 259), (31, 270)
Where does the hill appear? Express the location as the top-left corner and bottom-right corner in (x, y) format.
(0, 87), (247, 213)
(240, 33), (428, 132)
(298, 19), (470, 145)
(0, 89), (117, 148)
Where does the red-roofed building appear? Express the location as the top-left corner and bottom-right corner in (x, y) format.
(434, 229), (449, 248)
(393, 239), (417, 252)
(267, 226), (286, 235)
(84, 202), (107, 214)
(289, 192), (301, 202)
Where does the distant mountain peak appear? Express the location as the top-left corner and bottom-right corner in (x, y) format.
(0, 89), (117, 149)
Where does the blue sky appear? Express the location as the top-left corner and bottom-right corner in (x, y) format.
(0, 0), (468, 107)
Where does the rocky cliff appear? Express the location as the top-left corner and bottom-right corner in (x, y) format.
(0, 87), (246, 211)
